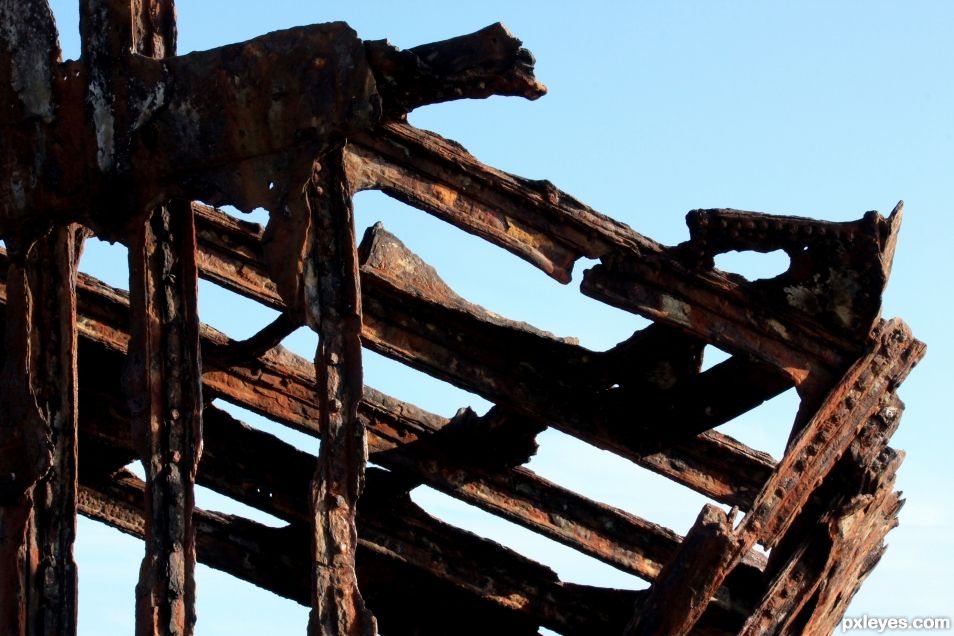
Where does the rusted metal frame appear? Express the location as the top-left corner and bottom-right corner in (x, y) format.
(0, 227), (81, 636)
(343, 122), (902, 384)
(73, 356), (750, 634)
(1, 4), (83, 635)
(356, 224), (782, 507)
(740, 453), (905, 636)
(343, 122), (658, 284)
(75, 416), (642, 635)
(72, 317), (765, 611)
(624, 319), (924, 636)
(734, 391), (903, 636)
(47, 207), (784, 512)
(739, 393), (907, 636)
(61, 215), (676, 632)
(11, 231), (768, 628)
(4, 261), (774, 625)
(186, 204), (784, 508)
(0, 248), (773, 587)
(625, 504), (737, 636)
(125, 201), (203, 636)
(369, 416), (768, 595)
(289, 152), (376, 635)
(75, 472), (544, 636)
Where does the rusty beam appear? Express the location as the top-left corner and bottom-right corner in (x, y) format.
(740, 455), (904, 636)
(626, 319), (923, 636)
(0, 246), (774, 586)
(344, 121), (901, 383)
(344, 122), (656, 284)
(1, 4), (82, 635)
(76, 471), (543, 636)
(125, 200), (203, 636)
(739, 320), (920, 550)
(357, 223), (785, 506)
(76, 424), (643, 635)
(0, 251), (51, 636)
(295, 152), (376, 634)
(0, 226), (81, 636)
(737, 390), (908, 636)
(23, 229), (82, 636)
(189, 203), (786, 508)
(626, 504), (737, 636)
(79, 1), (207, 633)
(81, 350), (770, 634)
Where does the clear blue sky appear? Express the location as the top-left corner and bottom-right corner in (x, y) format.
(43, 1), (953, 634)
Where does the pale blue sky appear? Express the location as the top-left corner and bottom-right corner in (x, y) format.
(42, 2), (953, 634)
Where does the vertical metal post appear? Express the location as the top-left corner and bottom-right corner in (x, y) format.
(0, 227), (81, 636)
(125, 200), (202, 636)
(303, 150), (376, 635)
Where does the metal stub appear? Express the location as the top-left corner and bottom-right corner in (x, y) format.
(364, 22), (547, 117)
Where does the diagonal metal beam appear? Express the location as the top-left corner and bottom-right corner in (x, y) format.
(345, 121), (901, 385)
(0, 246), (778, 589)
(76, 435), (643, 635)
(191, 203), (787, 508)
(76, 471), (544, 636)
(626, 319), (923, 636)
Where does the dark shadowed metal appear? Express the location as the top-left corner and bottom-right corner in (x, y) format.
(0, 2), (925, 635)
